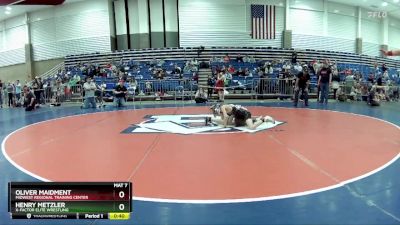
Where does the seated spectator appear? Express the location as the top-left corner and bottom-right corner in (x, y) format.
(172, 64), (182, 75)
(382, 63), (388, 73)
(349, 83), (362, 101)
(264, 62), (273, 76)
(367, 73), (375, 83)
(337, 87), (347, 102)
(228, 65), (235, 74)
(114, 80), (127, 107)
(244, 68), (251, 77)
(241, 55), (248, 63)
(183, 64), (191, 73)
(248, 56), (256, 63)
(223, 54), (230, 63)
(195, 88), (207, 103)
(236, 67), (245, 76)
(190, 58), (199, 66)
(293, 62), (302, 73)
(193, 72), (199, 82)
(23, 87), (36, 111)
(368, 86), (380, 106)
(145, 81), (152, 95)
(236, 54), (243, 63)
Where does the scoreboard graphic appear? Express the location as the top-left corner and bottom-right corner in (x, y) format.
(8, 182), (132, 220)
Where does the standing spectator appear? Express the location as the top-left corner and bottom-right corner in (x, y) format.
(6, 82), (14, 107)
(207, 75), (215, 99)
(82, 77), (97, 109)
(14, 80), (21, 102)
(0, 80), (3, 108)
(32, 76), (41, 105)
(114, 79), (127, 107)
(318, 62), (332, 104)
(294, 65), (310, 107)
(331, 68), (340, 100)
(34, 77), (44, 104)
(382, 63), (388, 73)
(291, 51), (298, 64)
(23, 87), (36, 111)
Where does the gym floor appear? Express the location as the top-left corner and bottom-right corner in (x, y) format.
(1, 100), (400, 225)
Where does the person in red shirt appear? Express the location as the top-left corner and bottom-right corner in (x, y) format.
(227, 65), (235, 74)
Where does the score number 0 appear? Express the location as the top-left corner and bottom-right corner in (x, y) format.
(119, 191), (125, 210)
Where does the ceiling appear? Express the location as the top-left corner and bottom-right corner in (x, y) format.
(0, 0), (83, 21)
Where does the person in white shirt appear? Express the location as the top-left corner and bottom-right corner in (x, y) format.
(82, 77), (97, 109)
(14, 80), (22, 102)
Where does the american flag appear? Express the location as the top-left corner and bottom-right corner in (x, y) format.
(251, 4), (276, 39)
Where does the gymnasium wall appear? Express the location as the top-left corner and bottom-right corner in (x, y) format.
(1, 0), (400, 82)
(29, 0), (112, 61)
(178, 0), (398, 57)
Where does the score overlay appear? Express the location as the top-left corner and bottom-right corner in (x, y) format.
(8, 182), (132, 220)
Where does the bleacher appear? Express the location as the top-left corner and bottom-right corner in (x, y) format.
(60, 46), (400, 100)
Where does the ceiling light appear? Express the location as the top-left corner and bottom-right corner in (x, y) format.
(394, 0), (399, 3)
(382, 1), (388, 6)
(334, 9), (340, 13)
(5, 11), (10, 14)
(279, 3), (284, 6)
(6, 6), (11, 11)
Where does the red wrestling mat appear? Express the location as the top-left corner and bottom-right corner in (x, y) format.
(3, 107), (400, 202)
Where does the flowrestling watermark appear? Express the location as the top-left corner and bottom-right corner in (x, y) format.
(368, 11), (388, 18)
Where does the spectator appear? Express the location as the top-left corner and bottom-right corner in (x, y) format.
(382, 63), (388, 73)
(23, 87), (36, 111)
(223, 54), (230, 63)
(172, 64), (182, 76)
(291, 51), (298, 64)
(0, 80), (3, 108)
(248, 55), (256, 63)
(32, 76), (41, 105)
(228, 65), (235, 74)
(368, 86), (380, 106)
(114, 79), (127, 107)
(264, 62), (273, 76)
(377, 73), (383, 86)
(82, 77), (97, 109)
(350, 83), (362, 101)
(367, 73), (374, 83)
(14, 80), (22, 102)
(190, 58), (199, 66)
(193, 72), (199, 83)
(243, 55), (250, 63)
(294, 65), (310, 107)
(6, 82), (14, 107)
(52, 79), (63, 106)
(207, 75), (215, 99)
(318, 62), (332, 104)
(293, 62), (302, 73)
(331, 68), (340, 100)
(236, 54), (243, 63)
(195, 88), (207, 103)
